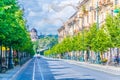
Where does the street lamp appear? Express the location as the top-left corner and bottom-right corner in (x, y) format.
(76, 12), (85, 61)
(113, 1), (120, 65)
(96, 0), (101, 64)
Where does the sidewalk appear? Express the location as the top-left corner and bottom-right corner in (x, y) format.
(0, 59), (32, 80)
(0, 66), (21, 80)
(63, 59), (120, 75)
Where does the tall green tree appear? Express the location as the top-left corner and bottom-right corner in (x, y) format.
(105, 14), (120, 47)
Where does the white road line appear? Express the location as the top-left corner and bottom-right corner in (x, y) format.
(36, 58), (44, 80)
(32, 58), (36, 80)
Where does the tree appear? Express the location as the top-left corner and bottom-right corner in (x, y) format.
(90, 26), (111, 53)
(105, 14), (120, 47)
(61, 36), (73, 52)
(0, 0), (34, 57)
(72, 32), (84, 51)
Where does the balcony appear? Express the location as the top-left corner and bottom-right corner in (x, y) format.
(99, 0), (113, 6)
(74, 29), (79, 34)
(84, 23), (90, 30)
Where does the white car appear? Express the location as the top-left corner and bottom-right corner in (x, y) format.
(37, 54), (41, 58)
(34, 54), (41, 58)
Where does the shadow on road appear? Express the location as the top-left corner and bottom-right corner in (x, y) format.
(41, 57), (96, 80)
(38, 58), (55, 80)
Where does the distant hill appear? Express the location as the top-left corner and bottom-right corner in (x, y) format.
(37, 34), (58, 50)
(38, 34), (58, 39)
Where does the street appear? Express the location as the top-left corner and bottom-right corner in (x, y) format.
(14, 57), (120, 80)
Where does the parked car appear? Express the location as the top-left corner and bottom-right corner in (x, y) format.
(37, 54), (41, 58)
(33, 54), (41, 59)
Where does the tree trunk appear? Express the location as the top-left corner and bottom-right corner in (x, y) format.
(107, 48), (112, 65)
(8, 46), (14, 69)
(116, 48), (119, 64)
(5, 46), (8, 67)
(0, 44), (2, 72)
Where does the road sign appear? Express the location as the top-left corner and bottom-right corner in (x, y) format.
(113, 9), (120, 13)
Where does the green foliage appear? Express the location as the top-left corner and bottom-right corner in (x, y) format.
(90, 27), (111, 52)
(84, 23), (97, 50)
(61, 36), (73, 52)
(72, 33), (84, 51)
(44, 11), (120, 57)
(105, 14), (120, 48)
(0, 0), (34, 55)
(38, 36), (58, 49)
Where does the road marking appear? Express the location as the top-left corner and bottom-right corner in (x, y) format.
(36, 58), (44, 80)
(32, 58), (36, 80)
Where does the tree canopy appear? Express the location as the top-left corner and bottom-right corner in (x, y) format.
(45, 13), (120, 57)
(0, 0), (34, 55)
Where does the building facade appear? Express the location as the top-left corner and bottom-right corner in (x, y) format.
(58, 0), (115, 41)
(30, 28), (38, 42)
(58, 0), (120, 64)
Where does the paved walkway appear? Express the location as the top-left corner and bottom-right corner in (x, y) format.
(0, 59), (31, 80)
(0, 66), (20, 80)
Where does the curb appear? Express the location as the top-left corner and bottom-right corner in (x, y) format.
(63, 59), (120, 75)
(10, 59), (32, 80)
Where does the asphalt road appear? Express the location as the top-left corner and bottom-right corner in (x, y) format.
(14, 57), (120, 80)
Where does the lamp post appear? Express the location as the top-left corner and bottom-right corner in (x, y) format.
(96, 0), (101, 64)
(75, 12), (84, 62)
(81, 15), (84, 62)
(113, 1), (120, 65)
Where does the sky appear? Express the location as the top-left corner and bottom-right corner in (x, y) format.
(18, 0), (80, 35)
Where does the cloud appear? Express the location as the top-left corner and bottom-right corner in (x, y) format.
(28, 11), (37, 17)
(37, 24), (59, 35)
(19, 0), (79, 34)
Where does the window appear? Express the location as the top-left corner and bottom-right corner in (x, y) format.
(94, 11), (96, 21)
(111, 10), (113, 16)
(115, 0), (118, 5)
(87, 15), (89, 23)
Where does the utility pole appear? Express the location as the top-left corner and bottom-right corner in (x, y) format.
(96, 1), (99, 30)
(96, 0), (101, 64)
(81, 15), (84, 62)
(0, 43), (2, 72)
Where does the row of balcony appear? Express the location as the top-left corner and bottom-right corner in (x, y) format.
(58, 0), (120, 42)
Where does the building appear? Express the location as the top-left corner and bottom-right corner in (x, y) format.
(58, 0), (120, 64)
(30, 28), (38, 41)
(58, 0), (115, 42)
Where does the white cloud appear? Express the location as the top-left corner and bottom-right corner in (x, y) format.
(19, 0), (79, 34)
(42, 3), (50, 12)
(28, 11), (37, 17)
